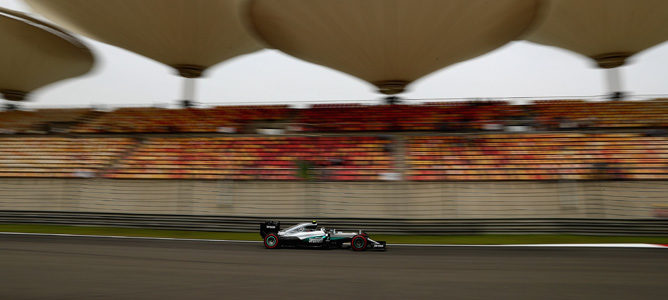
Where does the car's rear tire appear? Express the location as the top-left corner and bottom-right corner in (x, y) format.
(264, 233), (279, 249)
(351, 235), (367, 251)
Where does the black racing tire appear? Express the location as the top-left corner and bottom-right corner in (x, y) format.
(351, 235), (368, 251)
(264, 233), (279, 249)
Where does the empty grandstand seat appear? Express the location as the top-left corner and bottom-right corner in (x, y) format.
(407, 133), (668, 181)
(106, 136), (393, 181)
(0, 137), (134, 178)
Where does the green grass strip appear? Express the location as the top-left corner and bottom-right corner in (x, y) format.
(1, 224), (667, 245)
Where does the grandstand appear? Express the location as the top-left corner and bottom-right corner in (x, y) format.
(0, 99), (667, 220)
(1, 100), (668, 182)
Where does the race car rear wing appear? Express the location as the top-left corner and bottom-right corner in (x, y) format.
(260, 221), (280, 238)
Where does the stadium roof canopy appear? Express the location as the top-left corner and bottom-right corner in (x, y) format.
(526, 0), (668, 69)
(0, 7), (93, 101)
(25, 0), (263, 78)
(16, 0), (668, 98)
(249, 0), (539, 95)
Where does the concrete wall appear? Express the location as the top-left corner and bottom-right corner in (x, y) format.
(0, 178), (666, 219)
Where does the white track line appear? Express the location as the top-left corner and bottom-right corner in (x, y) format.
(388, 243), (668, 248)
(503, 243), (667, 248)
(0, 232), (262, 243)
(1, 232), (666, 248)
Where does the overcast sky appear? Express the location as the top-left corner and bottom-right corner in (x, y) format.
(2, 0), (668, 108)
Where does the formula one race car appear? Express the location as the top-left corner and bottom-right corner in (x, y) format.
(260, 220), (386, 251)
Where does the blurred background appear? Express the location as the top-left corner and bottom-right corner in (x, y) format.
(0, 0), (667, 232)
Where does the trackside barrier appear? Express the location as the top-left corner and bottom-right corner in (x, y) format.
(2, 179), (668, 219)
(1, 211), (667, 236)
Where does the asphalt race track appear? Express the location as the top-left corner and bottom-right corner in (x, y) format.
(1, 235), (667, 299)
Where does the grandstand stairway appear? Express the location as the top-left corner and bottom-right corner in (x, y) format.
(392, 135), (408, 179)
(29, 109), (109, 134)
(101, 137), (144, 177)
(73, 109), (106, 125)
(33, 109), (105, 134)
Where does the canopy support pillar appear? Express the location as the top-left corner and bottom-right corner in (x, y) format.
(182, 77), (196, 101)
(173, 64), (204, 107)
(605, 67), (624, 100)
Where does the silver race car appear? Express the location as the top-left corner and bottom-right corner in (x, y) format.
(260, 220), (387, 251)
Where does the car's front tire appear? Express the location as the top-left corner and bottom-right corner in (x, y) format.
(264, 233), (279, 249)
(351, 235), (367, 251)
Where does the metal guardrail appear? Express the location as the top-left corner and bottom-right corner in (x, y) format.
(1, 211), (667, 236)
